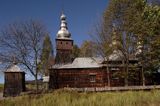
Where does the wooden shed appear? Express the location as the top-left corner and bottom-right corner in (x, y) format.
(3, 64), (25, 97)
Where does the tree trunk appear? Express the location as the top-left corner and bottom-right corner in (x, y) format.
(125, 64), (129, 86)
(107, 66), (110, 87)
(35, 69), (39, 94)
(123, 60), (128, 86)
(142, 66), (145, 86)
(35, 51), (39, 93)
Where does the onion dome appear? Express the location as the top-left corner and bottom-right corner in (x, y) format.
(112, 27), (118, 47)
(108, 50), (123, 61)
(57, 13), (71, 39)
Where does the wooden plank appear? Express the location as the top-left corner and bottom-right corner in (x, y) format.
(66, 85), (160, 92)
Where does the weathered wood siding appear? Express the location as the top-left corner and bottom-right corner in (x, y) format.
(57, 68), (107, 88)
(55, 39), (73, 64)
(56, 39), (73, 50)
(3, 72), (25, 97)
(49, 67), (141, 89)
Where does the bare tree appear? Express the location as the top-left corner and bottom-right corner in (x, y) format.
(90, 19), (113, 87)
(0, 20), (48, 92)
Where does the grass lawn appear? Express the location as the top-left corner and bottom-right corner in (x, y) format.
(0, 84), (3, 93)
(0, 89), (160, 106)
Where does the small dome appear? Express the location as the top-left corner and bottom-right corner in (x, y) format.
(60, 14), (66, 20)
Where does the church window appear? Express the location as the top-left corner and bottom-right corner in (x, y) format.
(89, 73), (96, 82)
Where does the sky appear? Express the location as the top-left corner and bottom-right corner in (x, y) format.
(0, 0), (108, 83)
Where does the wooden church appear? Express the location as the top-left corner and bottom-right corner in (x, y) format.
(49, 13), (142, 89)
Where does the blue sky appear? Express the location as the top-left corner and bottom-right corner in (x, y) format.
(0, 0), (108, 83)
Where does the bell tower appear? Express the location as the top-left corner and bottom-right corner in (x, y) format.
(55, 13), (73, 64)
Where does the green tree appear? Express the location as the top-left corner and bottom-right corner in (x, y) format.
(136, 3), (160, 85)
(72, 44), (80, 59)
(103, 0), (144, 86)
(92, 0), (160, 86)
(80, 40), (95, 57)
(105, 0), (159, 86)
(39, 35), (53, 76)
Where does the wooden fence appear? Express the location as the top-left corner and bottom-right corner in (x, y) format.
(65, 85), (160, 92)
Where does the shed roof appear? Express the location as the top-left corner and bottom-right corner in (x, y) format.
(5, 65), (23, 73)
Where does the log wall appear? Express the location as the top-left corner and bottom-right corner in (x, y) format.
(49, 67), (141, 89)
